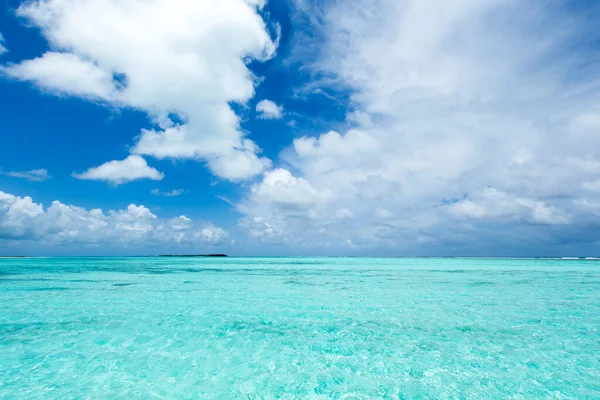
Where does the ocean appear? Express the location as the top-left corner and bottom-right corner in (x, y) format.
(1, 257), (599, 399)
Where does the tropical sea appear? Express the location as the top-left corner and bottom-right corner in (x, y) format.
(1, 257), (599, 399)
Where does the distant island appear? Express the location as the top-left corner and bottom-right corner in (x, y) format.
(0, 256), (28, 258)
(158, 254), (227, 257)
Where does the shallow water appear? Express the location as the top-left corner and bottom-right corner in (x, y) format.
(1, 257), (599, 399)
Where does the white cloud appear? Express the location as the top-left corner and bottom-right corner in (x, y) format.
(205, 144), (272, 182)
(151, 188), (186, 197)
(0, 191), (44, 238)
(0, 33), (7, 55)
(3, 0), (277, 181)
(0, 168), (50, 182)
(73, 155), (164, 185)
(201, 224), (229, 245)
(256, 99), (283, 119)
(0, 190), (228, 248)
(250, 168), (333, 206)
(2, 52), (117, 99)
(448, 188), (571, 226)
(294, 130), (378, 158)
(238, 0), (600, 253)
(6, 0), (600, 254)
(238, 216), (285, 244)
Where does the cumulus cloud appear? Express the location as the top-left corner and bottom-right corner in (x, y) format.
(238, 216), (285, 244)
(256, 99), (283, 119)
(200, 224), (229, 245)
(448, 188), (572, 226)
(250, 168), (333, 206)
(0, 190), (228, 249)
(0, 33), (7, 55)
(238, 0), (600, 254)
(73, 155), (164, 185)
(2, 52), (117, 99)
(0, 168), (50, 182)
(3, 0), (277, 181)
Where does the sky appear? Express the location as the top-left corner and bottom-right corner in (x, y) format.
(2, 0), (600, 256)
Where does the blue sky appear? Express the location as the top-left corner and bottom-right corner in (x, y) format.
(2, 0), (600, 256)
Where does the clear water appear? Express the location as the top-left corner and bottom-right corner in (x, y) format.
(1, 257), (599, 399)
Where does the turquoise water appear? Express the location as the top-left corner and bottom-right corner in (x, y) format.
(1, 257), (599, 399)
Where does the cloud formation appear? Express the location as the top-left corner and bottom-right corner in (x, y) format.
(2, 0), (277, 181)
(5, 0), (600, 255)
(0, 168), (50, 182)
(238, 0), (600, 254)
(0, 190), (228, 250)
(73, 155), (163, 185)
(256, 99), (283, 119)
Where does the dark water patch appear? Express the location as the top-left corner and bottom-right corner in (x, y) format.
(405, 269), (486, 273)
(179, 268), (358, 277)
(0, 277), (53, 282)
(112, 283), (134, 287)
(333, 286), (351, 291)
(147, 269), (173, 275)
(184, 268), (229, 273)
(525, 319), (543, 324)
(469, 281), (495, 286)
(456, 325), (486, 333)
(360, 271), (398, 277)
(284, 280), (319, 286)
(18, 287), (72, 292)
(0, 322), (46, 335)
(251, 260), (329, 266)
(0, 316), (106, 336)
(481, 270), (530, 275)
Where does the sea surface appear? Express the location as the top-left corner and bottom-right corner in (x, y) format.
(1, 257), (599, 399)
